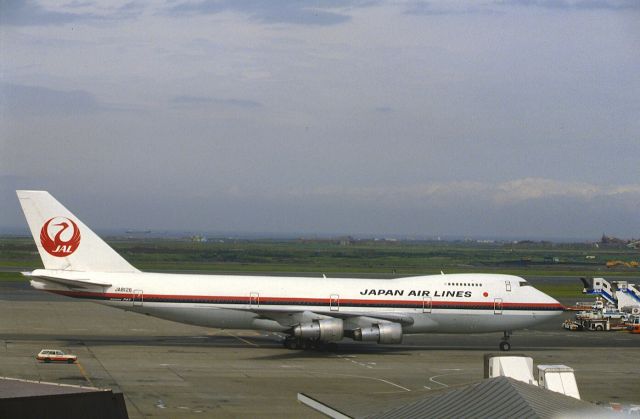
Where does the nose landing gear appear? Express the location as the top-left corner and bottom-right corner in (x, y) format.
(499, 331), (512, 351)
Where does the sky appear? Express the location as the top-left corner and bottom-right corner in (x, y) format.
(1, 0), (639, 240)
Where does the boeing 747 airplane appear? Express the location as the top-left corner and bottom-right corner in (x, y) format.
(17, 190), (564, 351)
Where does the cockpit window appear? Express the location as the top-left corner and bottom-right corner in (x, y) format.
(519, 281), (530, 286)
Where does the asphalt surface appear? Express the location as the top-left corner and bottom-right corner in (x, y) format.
(1, 280), (639, 418)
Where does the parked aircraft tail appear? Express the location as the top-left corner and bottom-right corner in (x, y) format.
(16, 190), (138, 273)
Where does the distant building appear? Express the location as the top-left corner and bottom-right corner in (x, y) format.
(600, 234), (630, 246)
(338, 236), (355, 246)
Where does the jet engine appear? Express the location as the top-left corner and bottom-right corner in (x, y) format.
(293, 318), (344, 341)
(353, 322), (402, 344)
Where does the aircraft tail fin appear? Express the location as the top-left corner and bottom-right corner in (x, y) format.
(16, 190), (139, 273)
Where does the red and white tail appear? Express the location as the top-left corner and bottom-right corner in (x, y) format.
(16, 190), (138, 273)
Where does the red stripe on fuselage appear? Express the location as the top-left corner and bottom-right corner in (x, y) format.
(47, 290), (564, 310)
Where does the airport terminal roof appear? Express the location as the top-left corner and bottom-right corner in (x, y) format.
(0, 377), (102, 398)
(0, 377), (128, 419)
(367, 376), (605, 419)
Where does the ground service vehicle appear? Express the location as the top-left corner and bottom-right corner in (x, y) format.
(36, 349), (77, 363)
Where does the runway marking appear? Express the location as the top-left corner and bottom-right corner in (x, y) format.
(429, 375), (449, 388)
(336, 355), (374, 369)
(75, 361), (94, 387)
(361, 377), (410, 392)
(428, 371), (468, 388)
(318, 372), (411, 392)
(223, 330), (259, 347)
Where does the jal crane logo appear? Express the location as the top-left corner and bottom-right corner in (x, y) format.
(40, 217), (81, 257)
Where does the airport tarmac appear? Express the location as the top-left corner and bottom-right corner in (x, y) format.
(1, 280), (639, 418)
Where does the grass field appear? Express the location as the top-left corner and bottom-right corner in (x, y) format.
(1, 236), (638, 299)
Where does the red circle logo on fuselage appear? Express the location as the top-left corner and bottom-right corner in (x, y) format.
(40, 217), (81, 257)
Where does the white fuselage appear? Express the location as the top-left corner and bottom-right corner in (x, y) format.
(31, 270), (563, 335)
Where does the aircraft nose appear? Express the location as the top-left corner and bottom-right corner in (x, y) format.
(540, 290), (565, 314)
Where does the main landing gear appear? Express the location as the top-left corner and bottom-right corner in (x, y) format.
(499, 331), (512, 351)
(283, 336), (336, 351)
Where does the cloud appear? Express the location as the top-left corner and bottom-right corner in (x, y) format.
(168, 0), (354, 25)
(170, 95), (263, 108)
(494, 178), (600, 204)
(403, 0), (640, 15)
(195, 178), (639, 238)
(0, 0), (98, 26)
(500, 0), (640, 10)
(170, 95), (215, 105)
(272, 178), (640, 209)
(0, 0), (146, 26)
(404, 1), (499, 15)
(0, 83), (104, 116)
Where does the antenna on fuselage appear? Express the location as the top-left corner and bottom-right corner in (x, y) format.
(441, 271), (445, 275)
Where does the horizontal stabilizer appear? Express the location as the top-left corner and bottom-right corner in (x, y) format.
(22, 272), (112, 289)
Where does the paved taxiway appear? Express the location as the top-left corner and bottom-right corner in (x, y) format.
(1, 280), (639, 418)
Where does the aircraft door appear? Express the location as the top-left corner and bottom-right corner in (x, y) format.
(423, 296), (432, 313)
(133, 289), (143, 307)
(330, 294), (339, 312)
(494, 298), (503, 315)
(249, 292), (259, 308)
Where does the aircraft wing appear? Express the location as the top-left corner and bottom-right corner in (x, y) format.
(245, 308), (414, 328)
